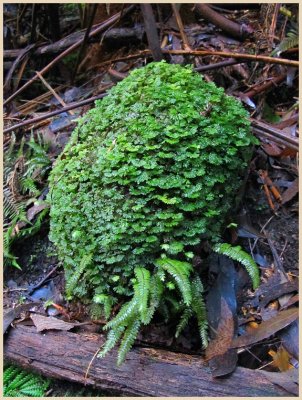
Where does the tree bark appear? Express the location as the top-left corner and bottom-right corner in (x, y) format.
(4, 325), (292, 397)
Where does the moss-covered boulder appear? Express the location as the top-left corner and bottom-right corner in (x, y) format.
(48, 61), (257, 363)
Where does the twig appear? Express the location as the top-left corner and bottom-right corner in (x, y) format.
(35, 71), (75, 115)
(140, 4), (163, 61)
(250, 118), (299, 150)
(4, 44), (35, 94)
(195, 58), (239, 72)
(4, 89), (111, 134)
(162, 49), (299, 67)
(3, 5), (135, 106)
(84, 346), (102, 383)
(93, 49), (298, 68)
(244, 74), (287, 98)
(71, 3), (98, 83)
(171, 4), (191, 50)
(27, 264), (61, 295)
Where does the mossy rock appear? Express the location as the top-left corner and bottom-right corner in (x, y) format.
(48, 61), (256, 307)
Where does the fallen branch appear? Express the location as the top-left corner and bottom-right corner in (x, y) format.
(3, 5), (135, 107)
(162, 49), (299, 67)
(251, 118), (299, 152)
(244, 74), (287, 98)
(93, 49), (299, 68)
(3, 91), (110, 134)
(194, 3), (254, 40)
(4, 325), (291, 397)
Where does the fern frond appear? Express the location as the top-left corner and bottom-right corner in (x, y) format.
(65, 253), (93, 298)
(175, 308), (192, 338)
(134, 267), (151, 323)
(191, 275), (208, 347)
(19, 176), (39, 196)
(271, 23), (298, 56)
(143, 272), (165, 324)
(117, 317), (141, 366)
(97, 326), (125, 358)
(3, 364), (49, 397)
(105, 297), (139, 330)
(155, 257), (192, 306)
(213, 243), (260, 289)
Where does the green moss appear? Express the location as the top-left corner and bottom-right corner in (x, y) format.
(48, 61), (257, 361)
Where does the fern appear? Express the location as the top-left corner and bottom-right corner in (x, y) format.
(155, 258), (192, 306)
(3, 364), (49, 397)
(66, 253), (93, 298)
(3, 133), (51, 268)
(105, 297), (139, 330)
(213, 243), (260, 289)
(271, 22), (298, 56)
(175, 308), (192, 338)
(117, 317), (141, 366)
(191, 275), (208, 347)
(134, 267), (151, 323)
(98, 326), (125, 358)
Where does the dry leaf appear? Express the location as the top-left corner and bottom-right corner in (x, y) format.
(268, 346), (293, 372)
(206, 298), (234, 360)
(231, 308), (298, 348)
(31, 314), (76, 332)
(281, 178), (298, 205)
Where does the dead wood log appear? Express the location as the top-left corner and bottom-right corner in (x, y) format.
(4, 325), (292, 397)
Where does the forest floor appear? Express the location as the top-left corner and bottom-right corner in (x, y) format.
(3, 3), (298, 397)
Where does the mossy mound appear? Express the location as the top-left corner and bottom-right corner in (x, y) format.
(48, 61), (256, 328)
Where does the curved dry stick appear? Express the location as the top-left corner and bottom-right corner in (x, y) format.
(3, 5), (135, 107)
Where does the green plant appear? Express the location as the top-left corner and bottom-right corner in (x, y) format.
(3, 133), (51, 268)
(48, 61), (258, 363)
(3, 364), (49, 397)
(271, 21), (298, 56)
(213, 243), (260, 289)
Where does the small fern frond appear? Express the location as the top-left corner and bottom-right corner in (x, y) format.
(117, 317), (141, 366)
(175, 308), (192, 338)
(191, 275), (208, 347)
(271, 23), (298, 56)
(134, 267), (151, 323)
(155, 257), (192, 306)
(3, 364), (49, 397)
(65, 253), (93, 298)
(213, 243), (260, 289)
(97, 326), (125, 358)
(105, 297), (138, 330)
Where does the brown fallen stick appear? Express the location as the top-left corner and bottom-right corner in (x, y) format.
(3, 91), (109, 134)
(93, 49), (299, 68)
(195, 58), (239, 72)
(4, 325), (292, 397)
(194, 3), (254, 40)
(3, 5), (135, 107)
(162, 49), (299, 67)
(171, 4), (191, 50)
(251, 118), (299, 150)
(244, 74), (287, 98)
